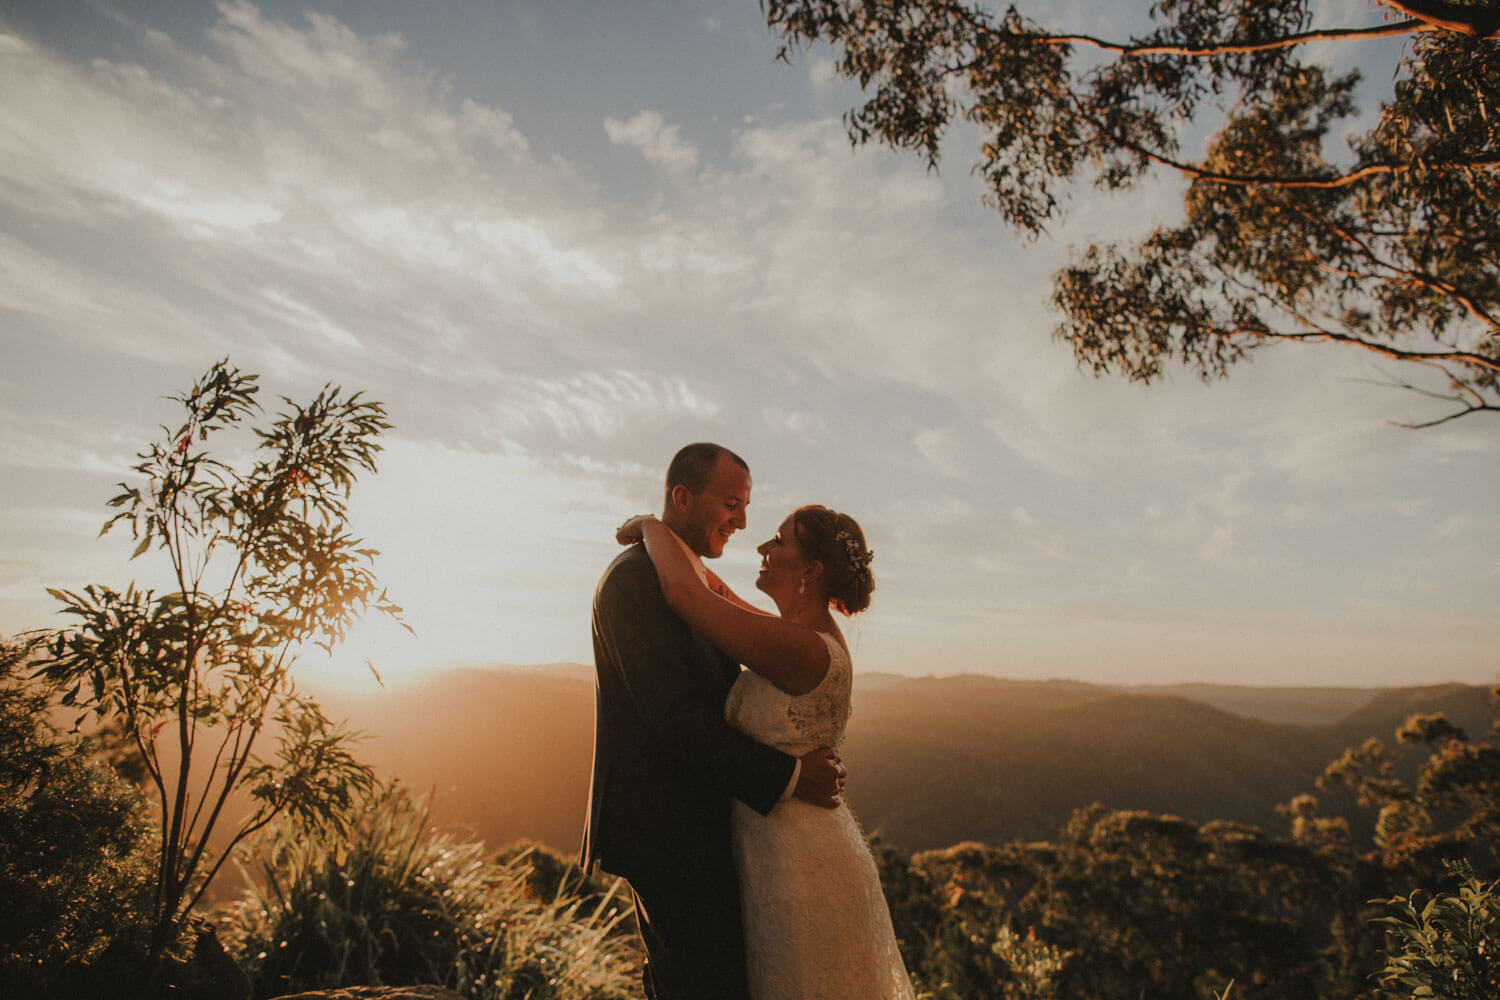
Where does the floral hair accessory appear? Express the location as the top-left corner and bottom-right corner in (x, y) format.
(836, 529), (873, 575)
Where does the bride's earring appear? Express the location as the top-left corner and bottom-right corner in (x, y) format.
(798, 578), (805, 595)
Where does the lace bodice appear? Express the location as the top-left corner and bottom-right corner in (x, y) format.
(724, 631), (851, 755)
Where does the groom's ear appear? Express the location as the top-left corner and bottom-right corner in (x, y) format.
(668, 483), (693, 514)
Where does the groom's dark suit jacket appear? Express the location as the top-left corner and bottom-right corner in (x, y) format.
(581, 545), (795, 881)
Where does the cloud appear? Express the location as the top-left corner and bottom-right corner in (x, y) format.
(604, 110), (700, 173)
(487, 370), (723, 442)
(0, 5), (636, 386)
(662, 117), (999, 396)
(0, 407), (136, 476)
(259, 289), (363, 350)
(459, 217), (619, 293)
(0, 6), (1191, 470)
(0, 28), (280, 237)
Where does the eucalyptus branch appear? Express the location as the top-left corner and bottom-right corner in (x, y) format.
(1363, 364), (1500, 428)
(134, 715), (166, 793)
(1358, 372), (1476, 407)
(165, 517), (197, 911)
(1032, 20), (1430, 57)
(1380, 0), (1500, 39)
(933, 0), (1436, 58)
(1311, 210), (1500, 331)
(178, 728), (261, 912)
(138, 720), (170, 905)
(1100, 118), (1500, 189)
(1200, 272), (1497, 377)
(1257, 317), (1500, 372)
(182, 719), (244, 855)
(181, 809), (280, 920)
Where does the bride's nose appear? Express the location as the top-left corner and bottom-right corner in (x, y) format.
(756, 539), (772, 556)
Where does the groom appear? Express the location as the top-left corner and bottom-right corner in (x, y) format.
(581, 442), (845, 1000)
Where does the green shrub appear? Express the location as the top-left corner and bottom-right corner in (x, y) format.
(1373, 860), (1500, 1000)
(226, 781), (641, 999)
(890, 811), (1336, 1000)
(0, 635), (159, 998)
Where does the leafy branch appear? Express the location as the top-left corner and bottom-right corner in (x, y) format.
(765, 0), (1500, 423)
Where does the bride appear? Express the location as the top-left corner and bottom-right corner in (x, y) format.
(618, 505), (915, 1000)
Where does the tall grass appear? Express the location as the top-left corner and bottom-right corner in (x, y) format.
(451, 870), (637, 1000)
(224, 782), (640, 999)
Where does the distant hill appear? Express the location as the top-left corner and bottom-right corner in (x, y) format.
(1112, 682), (1381, 727)
(1334, 682), (1497, 739)
(312, 668), (1495, 857)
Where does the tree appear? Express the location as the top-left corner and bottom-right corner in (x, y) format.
(1309, 695), (1500, 878)
(1275, 693), (1500, 998)
(36, 361), (404, 990)
(765, 0), (1500, 425)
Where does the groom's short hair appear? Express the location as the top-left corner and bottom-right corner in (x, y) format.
(665, 442), (748, 500)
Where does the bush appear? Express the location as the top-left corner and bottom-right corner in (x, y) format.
(226, 781), (641, 1000)
(1373, 860), (1500, 1000)
(0, 635), (159, 998)
(887, 809), (1337, 1000)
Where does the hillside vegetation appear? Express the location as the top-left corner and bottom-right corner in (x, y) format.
(12, 638), (1498, 999)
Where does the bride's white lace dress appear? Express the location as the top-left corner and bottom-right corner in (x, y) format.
(725, 630), (916, 1000)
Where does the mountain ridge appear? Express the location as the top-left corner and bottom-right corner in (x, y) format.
(308, 666), (1494, 856)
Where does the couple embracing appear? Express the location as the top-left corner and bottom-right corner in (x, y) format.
(580, 442), (914, 1000)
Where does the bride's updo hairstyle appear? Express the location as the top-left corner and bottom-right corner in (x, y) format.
(791, 505), (875, 616)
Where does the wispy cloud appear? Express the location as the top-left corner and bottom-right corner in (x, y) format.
(0, 3), (619, 379)
(259, 289), (363, 350)
(0, 409), (136, 476)
(488, 371), (723, 442)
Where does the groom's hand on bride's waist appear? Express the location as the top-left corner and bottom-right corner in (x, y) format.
(793, 747), (846, 809)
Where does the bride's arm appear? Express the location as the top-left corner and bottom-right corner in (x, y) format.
(626, 517), (830, 695)
(704, 567), (773, 617)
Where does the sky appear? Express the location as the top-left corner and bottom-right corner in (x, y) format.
(1, 0), (1495, 692)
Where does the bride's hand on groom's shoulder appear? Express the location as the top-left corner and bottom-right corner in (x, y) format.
(616, 514), (655, 545)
